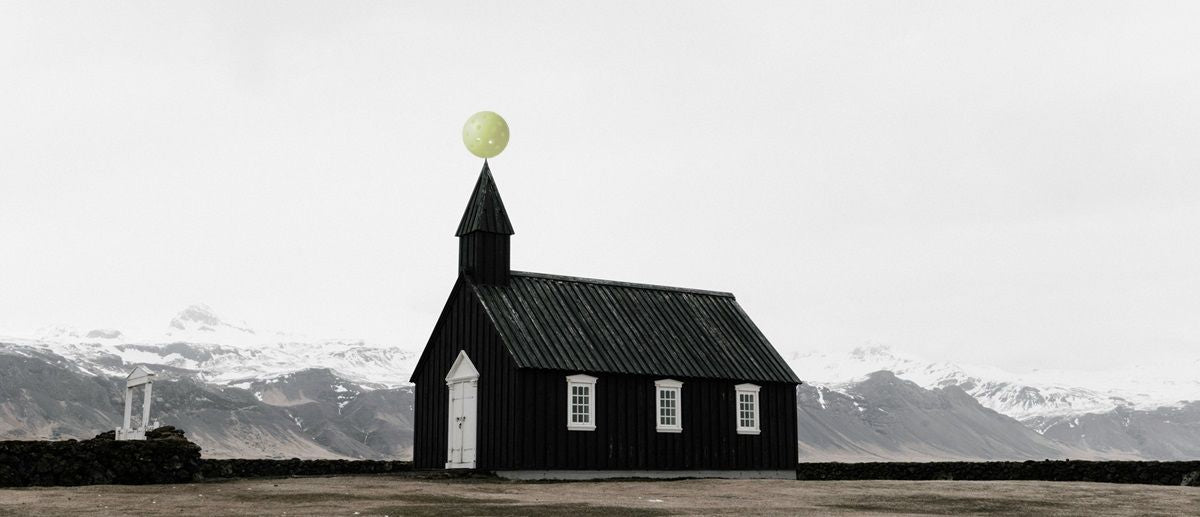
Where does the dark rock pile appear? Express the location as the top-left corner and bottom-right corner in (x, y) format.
(797, 460), (1200, 486)
(200, 458), (412, 479)
(0, 426), (203, 487)
(0, 425), (418, 486)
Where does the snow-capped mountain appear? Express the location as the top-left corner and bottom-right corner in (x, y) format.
(0, 342), (414, 459)
(18, 307), (1196, 424)
(1, 305), (419, 459)
(166, 303), (257, 340)
(787, 345), (1200, 422)
(795, 371), (1081, 461)
(6, 307), (1200, 461)
(10, 304), (418, 387)
(785, 346), (1200, 461)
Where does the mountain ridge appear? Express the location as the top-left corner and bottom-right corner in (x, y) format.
(4, 306), (1199, 461)
(788, 345), (1200, 420)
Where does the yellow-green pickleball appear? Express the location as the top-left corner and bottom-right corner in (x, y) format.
(462, 111), (510, 159)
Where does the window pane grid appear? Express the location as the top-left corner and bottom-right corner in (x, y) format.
(657, 387), (680, 429)
(737, 391), (757, 430)
(568, 383), (592, 426)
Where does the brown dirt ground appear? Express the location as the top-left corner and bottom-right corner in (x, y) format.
(1, 476), (1198, 516)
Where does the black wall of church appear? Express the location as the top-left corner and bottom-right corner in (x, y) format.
(504, 371), (797, 471)
(414, 278), (798, 471)
(411, 278), (521, 469)
(458, 232), (510, 285)
(421, 163), (800, 471)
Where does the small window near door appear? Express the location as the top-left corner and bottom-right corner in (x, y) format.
(735, 383), (761, 435)
(655, 379), (683, 433)
(566, 374), (597, 431)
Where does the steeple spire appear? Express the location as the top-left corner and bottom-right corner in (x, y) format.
(456, 161), (514, 237)
(456, 161), (513, 285)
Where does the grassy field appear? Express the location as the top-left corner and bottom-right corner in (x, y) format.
(1, 476), (1198, 516)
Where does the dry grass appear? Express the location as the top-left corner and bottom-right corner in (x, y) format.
(1, 476), (1198, 516)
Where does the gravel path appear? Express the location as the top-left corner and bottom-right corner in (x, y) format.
(1, 476), (1198, 516)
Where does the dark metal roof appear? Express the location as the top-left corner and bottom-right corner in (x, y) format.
(455, 161), (514, 236)
(470, 271), (801, 384)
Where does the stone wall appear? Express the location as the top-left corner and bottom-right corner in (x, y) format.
(0, 427), (202, 487)
(6, 428), (1200, 488)
(797, 460), (1200, 486)
(0, 425), (420, 487)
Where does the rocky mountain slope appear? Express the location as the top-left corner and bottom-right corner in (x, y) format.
(2, 305), (421, 459)
(4, 306), (1199, 461)
(7, 340), (1080, 462)
(795, 371), (1078, 461)
(789, 346), (1200, 420)
(1030, 403), (1200, 460)
(789, 346), (1200, 460)
(0, 343), (413, 459)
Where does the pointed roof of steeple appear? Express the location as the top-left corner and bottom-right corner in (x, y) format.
(456, 161), (515, 236)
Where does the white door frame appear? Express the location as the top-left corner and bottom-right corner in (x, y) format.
(444, 350), (479, 469)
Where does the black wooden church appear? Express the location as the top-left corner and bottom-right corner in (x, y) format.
(410, 163), (801, 478)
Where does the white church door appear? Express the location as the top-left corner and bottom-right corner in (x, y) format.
(444, 350), (479, 469)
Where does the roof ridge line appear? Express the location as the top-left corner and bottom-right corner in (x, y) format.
(509, 271), (736, 298)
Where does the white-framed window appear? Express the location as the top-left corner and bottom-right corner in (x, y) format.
(566, 374), (597, 431)
(735, 383), (761, 435)
(655, 379), (683, 433)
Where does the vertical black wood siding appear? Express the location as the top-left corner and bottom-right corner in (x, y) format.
(414, 280), (798, 471)
(508, 371), (796, 470)
(458, 233), (510, 285)
(412, 279), (520, 469)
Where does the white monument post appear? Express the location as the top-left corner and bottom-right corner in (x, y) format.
(116, 366), (158, 440)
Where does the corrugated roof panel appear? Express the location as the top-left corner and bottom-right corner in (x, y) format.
(471, 271), (801, 384)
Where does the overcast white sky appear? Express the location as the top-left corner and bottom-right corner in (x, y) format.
(2, 1), (1198, 372)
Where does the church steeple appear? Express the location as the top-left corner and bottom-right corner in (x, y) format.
(456, 161), (514, 237)
(456, 161), (513, 285)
